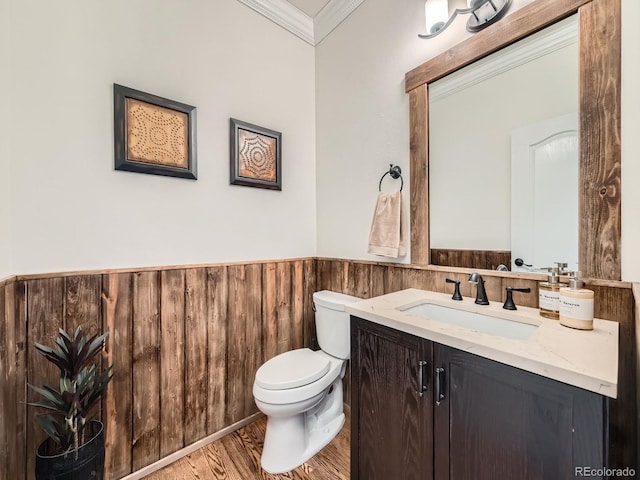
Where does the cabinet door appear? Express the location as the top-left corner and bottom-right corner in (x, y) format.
(433, 344), (606, 480)
(351, 317), (433, 480)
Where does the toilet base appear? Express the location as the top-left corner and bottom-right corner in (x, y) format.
(260, 376), (345, 474)
(261, 413), (345, 474)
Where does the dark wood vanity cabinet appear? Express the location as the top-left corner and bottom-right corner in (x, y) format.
(350, 317), (608, 480)
(350, 316), (434, 480)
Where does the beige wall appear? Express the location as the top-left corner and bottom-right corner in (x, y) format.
(0, 0), (11, 278)
(315, 0), (424, 263)
(7, 0), (316, 275)
(621, 0), (640, 281)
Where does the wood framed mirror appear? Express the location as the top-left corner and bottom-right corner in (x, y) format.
(405, 0), (621, 280)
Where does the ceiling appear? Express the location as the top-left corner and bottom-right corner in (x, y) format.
(237, 0), (366, 46)
(287, 0), (332, 17)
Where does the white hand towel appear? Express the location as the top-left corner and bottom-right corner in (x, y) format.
(367, 191), (407, 258)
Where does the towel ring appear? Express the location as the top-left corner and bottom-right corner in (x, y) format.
(379, 164), (403, 192)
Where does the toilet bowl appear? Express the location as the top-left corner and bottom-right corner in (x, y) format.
(252, 290), (361, 474)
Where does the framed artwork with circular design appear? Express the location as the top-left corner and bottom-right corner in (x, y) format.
(230, 118), (282, 190)
(113, 84), (197, 180)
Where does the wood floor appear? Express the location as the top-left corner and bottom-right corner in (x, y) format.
(145, 413), (350, 479)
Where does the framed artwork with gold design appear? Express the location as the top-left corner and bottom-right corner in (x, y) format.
(114, 84), (197, 179)
(230, 118), (282, 190)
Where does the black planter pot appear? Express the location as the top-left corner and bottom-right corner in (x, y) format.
(35, 420), (105, 480)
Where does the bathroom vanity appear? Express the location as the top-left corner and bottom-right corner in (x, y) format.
(346, 289), (619, 480)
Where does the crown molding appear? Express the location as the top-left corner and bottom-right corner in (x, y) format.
(314, 0), (365, 44)
(430, 14), (578, 101)
(237, 0), (315, 45)
(237, 0), (365, 46)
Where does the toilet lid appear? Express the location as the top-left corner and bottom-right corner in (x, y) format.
(255, 349), (331, 390)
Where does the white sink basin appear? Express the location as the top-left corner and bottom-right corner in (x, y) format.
(401, 303), (538, 340)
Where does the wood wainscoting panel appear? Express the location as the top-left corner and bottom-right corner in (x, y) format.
(13, 282), (27, 479)
(0, 281), (7, 480)
(262, 263), (279, 362)
(634, 283), (640, 465)
(226, 264), (262, 425)
(132, 271), (161, 471)
(244, 264), (263, 421)
(430, 249), (511, 271)
(65, 275), (102, 337)
(2, 259), (317, 480)
(302, 259), (317, 350)
(343, 261), (376, 299)
(184, 268), (209, 445)
(292, 260), (305, 352)
(159, 269), (186, 457)
(316, 259), (344, 294)
(26, 278), (65, 480)
(103, 273), (134, 479)
(275, 262), (293, 357)
(0, 280), (27, 479)
(207, 265), (229, 435)
(591, 284), (637, 471)
(4, 258), (634, 477)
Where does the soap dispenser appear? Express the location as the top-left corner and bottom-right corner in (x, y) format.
(538, 268), (561, 319)
(559, 272), (594, 330)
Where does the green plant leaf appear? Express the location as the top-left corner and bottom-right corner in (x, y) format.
(82, 365), (113, 413)
(27, 383), (67, 411)
(35, 415), (62, 446)
(59, 376), (72, 394)
(55, 336), (70, 358)
(59, 328), (73, 343)
(34, 343), (72, 374)
(76, 331), (108, 374)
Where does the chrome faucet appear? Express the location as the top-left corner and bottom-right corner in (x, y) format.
(468, 272), (489, 305)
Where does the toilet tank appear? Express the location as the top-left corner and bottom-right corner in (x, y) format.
(313, 290), (362, 360)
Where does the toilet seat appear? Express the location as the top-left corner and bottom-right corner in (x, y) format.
(255, 349), (331, 390)
(253, 349), (344, 405)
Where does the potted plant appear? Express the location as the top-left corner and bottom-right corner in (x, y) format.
(28, 326), (113, 480)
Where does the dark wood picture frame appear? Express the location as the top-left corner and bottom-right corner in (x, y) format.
(230, 118), (282, 190)
(113, 84), (197, 180)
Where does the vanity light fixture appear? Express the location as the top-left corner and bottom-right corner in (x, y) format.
(420, 0), (512, 39)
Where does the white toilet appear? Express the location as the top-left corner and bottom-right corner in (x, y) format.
(252, 290), (361, 474)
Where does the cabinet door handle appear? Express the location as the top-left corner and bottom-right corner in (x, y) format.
(417, 360), (428, 397)
(435, 367), (446, 405)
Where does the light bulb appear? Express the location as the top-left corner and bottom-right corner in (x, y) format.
(425, 0), (449, 35)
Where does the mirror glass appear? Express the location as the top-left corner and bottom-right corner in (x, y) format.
(428, 15), (579, 272)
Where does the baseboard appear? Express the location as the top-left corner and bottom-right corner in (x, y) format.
(120, 412), (263, 480)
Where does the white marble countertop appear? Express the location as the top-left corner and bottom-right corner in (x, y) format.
(345, 288), (619, 398)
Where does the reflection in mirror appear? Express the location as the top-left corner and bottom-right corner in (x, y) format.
(511, 112), (578, 272)
(428, 15), (578, 271)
